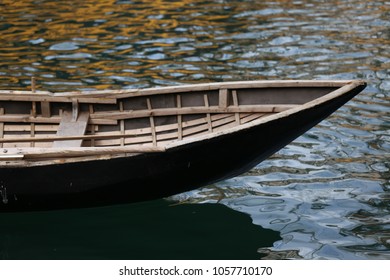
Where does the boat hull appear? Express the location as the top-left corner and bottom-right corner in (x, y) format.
(0, 83), (365, 211)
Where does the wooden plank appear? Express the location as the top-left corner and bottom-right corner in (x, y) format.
(219, 88), (229, 108)
(2, 146), (166, 159)
(41, 101), (51, 117)
(53, 110), (90, 148)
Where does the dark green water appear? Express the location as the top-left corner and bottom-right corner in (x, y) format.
(0, 200), (279, 259)
(0, 0), (389, 259)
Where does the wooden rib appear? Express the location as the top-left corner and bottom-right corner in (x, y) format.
(204, 94), (213, 132)
(177, 95), (182, 140)
(30, 123), (35, 147)
(0, 108), (4, 148)
(119, 101), (125, 146)
(0, 112), (258, 145)
(89, 105), (95, 147)
(95, 113), (231, 139)
(41, 101), (51, 117)
(94, 114), (237, 147)
(31, 101), (37, 117)
(91, 104), (297, 120)
(232, 90), (241, 125)
(1, 146), (166, 160)
(219, 88), (228, 108)
(30, 105), (36, 147)
(71, 99), (79, 122)
(146, 98), (157, 146)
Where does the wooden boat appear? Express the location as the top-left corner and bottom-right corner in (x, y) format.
(0, 80), (366, 211)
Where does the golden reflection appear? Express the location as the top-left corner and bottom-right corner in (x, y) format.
(0, 0), (389, 91)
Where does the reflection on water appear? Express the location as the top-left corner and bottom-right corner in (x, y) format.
(1, 0), (389, 259)
(0, 200), (279, 259)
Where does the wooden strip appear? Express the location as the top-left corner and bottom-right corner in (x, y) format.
(0, 154), (24, 160)
(2, 146), (166, 160)
(147, 98), (157, 146)
(60, 80), (353, 99)
(4, 124), (58, 132)
(53, 111), (90, 148)
(0, 114), (116, 125)
(240, 113), (268, 124)
(219, 88), (229, 108)
(0, 80), (362, 99)
(0, 108), (4, 148)
(177, 95), (182, 140)
(0, 94), (117, 104)
(91, 104), (297, 120)
(204, 94), (212, 132)
(0, 132), (132, 143)
(232, 90), (241, 125)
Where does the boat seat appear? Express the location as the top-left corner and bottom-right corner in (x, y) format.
(53, 110), (90, 148)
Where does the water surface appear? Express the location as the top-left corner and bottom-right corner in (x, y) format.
(0, 0), (389, 259)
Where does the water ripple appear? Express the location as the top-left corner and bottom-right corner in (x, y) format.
(1, 0), (389, 259)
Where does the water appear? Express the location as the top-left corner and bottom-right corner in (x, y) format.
(0, 0), (389, 259)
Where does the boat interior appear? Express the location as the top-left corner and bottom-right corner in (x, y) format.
(0, 81), (350, 161)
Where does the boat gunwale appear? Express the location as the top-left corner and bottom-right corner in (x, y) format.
(0, 79), (361, 98)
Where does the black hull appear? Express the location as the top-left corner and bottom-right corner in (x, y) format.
(0, 84), (364, 212)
